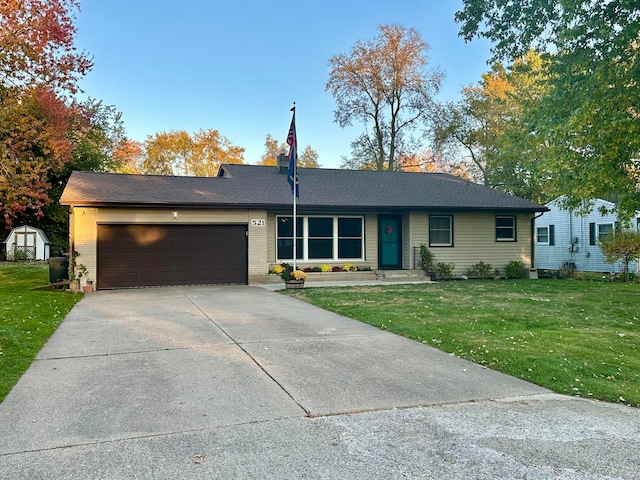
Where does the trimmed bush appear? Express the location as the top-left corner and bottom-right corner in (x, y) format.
(434, 262), (455, 280)
(505, 260), (525, 279)
(466, 261), (493, 279)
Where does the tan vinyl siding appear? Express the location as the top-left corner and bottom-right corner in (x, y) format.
(409, 212), (429, 269)
(422, 213), (532, 275)
(71, 207), (97, 288)
(364, 214), (378, 269)
(96, 208), (250, 224)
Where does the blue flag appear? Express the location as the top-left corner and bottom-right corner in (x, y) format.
(286, 109), (299, 198)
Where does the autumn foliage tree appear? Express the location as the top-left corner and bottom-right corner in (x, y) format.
(0, 0), (98, 238)
(433, 51), (551, 202)
(456, 0), (640, 220)
(0, 0), (92, 92)
(257, 134), (320, 168)
(327, 24), (443, 171)
(142, 130), (244, 176)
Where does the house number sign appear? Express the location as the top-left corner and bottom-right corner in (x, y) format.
(251, 219), (266, 227)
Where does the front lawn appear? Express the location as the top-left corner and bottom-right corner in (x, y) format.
(284, 280), (640, 407)
(0, 262), (83, 402)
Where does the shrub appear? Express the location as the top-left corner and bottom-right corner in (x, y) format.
(505, 260), (525, 279)
(332, 266), (343, 272)
(558, 261), (577, 279)
(311, 266), (322, 272)
(434, 262), (455, 280)
(319, 264), (332, 272)
(342, 263), (357, 272)
(466, 261), (493, 279)
(419, 244), (435, 273)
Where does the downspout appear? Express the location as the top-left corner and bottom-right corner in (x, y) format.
(531, 212), (545, 268)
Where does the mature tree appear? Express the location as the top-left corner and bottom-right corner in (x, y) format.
(0, 0), (92, 92)
(398, 149), (472, 179)
(327, 24), (443, 171)
(433, 51), (552, 202)
(600, 230), (640, 282)
(142, 129), (244, 176)
(113, 139), (145, 174)
(456, 0), (640, 220)
(38, 98), (127, 249)
(0, 0), (96, 240)
(0, 86), (73, 230)
(257, 134), (320, 168)
(257, 134), (287, 166)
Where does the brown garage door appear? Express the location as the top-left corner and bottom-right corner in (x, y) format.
(97, 224), (247, 289)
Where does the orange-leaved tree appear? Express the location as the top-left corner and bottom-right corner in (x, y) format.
(142, 129), (244, 176)
(256, 134), (320, 168)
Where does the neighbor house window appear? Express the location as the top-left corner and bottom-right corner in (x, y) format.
(536, 226), (549, 244)
(597, 223), (613, 242)
(536, 225), (555, 245)
(276, 216), (364, 261)
(590, 222), (614, 245)
(496, 216), (516, 241)
(429, 215), (453, 247)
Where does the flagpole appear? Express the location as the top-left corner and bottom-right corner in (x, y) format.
(286, 102), (298, 271)
(291, 103), (297, 271)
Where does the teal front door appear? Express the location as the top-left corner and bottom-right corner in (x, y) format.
(378, 215), (402, 269)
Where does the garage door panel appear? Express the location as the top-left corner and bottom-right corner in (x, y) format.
(98, 224), (247, 289)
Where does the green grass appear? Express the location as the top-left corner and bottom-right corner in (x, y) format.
(0, 262), (83, 402)
(284, 280), (640, 407)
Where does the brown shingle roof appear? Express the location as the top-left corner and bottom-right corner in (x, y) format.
(60, 165), (547, 212)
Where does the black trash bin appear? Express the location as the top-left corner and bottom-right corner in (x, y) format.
(48, 257), (69, 284)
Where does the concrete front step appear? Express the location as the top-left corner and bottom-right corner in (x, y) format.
(375, 269), (430, 282)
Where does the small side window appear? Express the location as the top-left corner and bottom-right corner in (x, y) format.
(496, 216), (516, 242)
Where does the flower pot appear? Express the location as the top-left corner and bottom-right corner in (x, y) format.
(82, 285), (94, 293)
(285, 280), (305, 289)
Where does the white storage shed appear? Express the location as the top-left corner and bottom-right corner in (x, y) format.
(3, 225), (50, 261)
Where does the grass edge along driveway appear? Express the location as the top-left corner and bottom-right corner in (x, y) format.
(284, 280), (639, 407)
(0, 262), (82, 403)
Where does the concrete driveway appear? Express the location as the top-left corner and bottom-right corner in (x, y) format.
(0, 286), (638, 479)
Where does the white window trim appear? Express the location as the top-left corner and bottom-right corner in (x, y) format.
(597, 223), (614, 242)
(536, 226), (550, 245)
(276, 215), (365, 262)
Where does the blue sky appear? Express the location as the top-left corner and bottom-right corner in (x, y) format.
(75, 0), (492, 169)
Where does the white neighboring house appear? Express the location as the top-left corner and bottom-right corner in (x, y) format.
(3, 225), (50, 261)
(535, 197), (640, 274)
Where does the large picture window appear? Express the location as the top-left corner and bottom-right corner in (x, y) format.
(277, 216), (364, 261)
(429, 215), (453, 246)
(496, 216), (516, 242)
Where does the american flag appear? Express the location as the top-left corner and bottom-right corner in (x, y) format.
(287, 108), (299, 198)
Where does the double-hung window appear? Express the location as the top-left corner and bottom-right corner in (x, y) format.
(429, 215), (453, 247)
(496, 216), (516, 242)
(536, 225), (555, 245)
(536, 226), (549, 244)
(276, 216), (364, 261)
(597, 223), (613, 241)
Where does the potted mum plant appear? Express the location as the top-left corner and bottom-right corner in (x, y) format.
(276, 263), (307, 289)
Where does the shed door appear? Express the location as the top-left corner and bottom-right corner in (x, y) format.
(97, 224), (247, 289)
